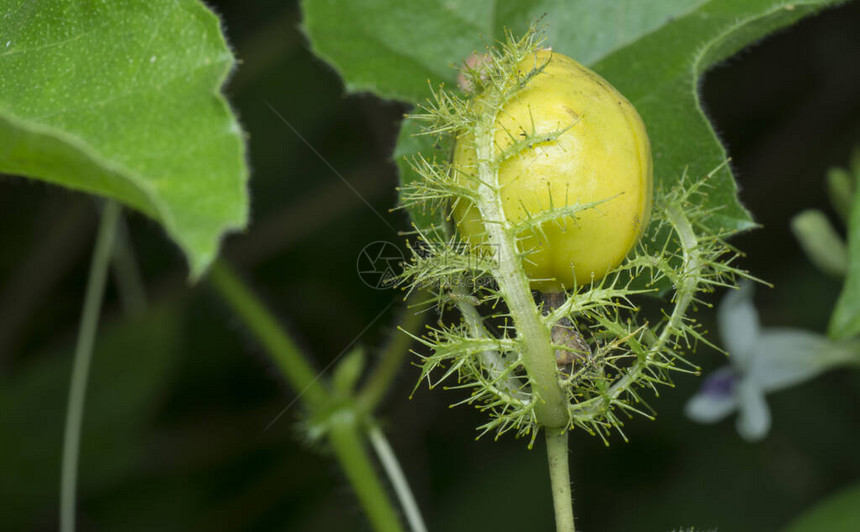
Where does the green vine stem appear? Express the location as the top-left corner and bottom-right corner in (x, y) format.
(368, 424), (428, 532)
(60, 200), (121, 532)
(328, 415), (405, 532)
(357, 294), (426, 412)
(472, 116), (569, 428)
(208, 261), (328, 409)
(208, 261), (406, 532)
(545, 429), (575, 532)
(450, 282), (527, 401)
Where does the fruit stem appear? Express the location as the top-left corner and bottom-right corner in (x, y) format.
(546, 428), (576, 532)
(471, 114), (568, 429)
(452, 282), (527, 401)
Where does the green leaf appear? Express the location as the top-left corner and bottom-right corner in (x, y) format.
(783, 482), (860, 532)
(302, 0), (709, 103)
(332, 346), (366, 396)
(827, 166), (854, 223)
(829, 156), (860, 339)
(791, 209), (848, 278)
(0, 0), (248, 278)
(588, 0), (837, 233)
(302, 0), (493, 103)
(303, 0), (843, 233)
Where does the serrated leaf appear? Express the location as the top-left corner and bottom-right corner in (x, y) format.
(0, 0), (248, 278)
(302, 0), (843, 234)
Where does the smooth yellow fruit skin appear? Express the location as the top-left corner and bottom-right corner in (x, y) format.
(453, 50), (653, 293)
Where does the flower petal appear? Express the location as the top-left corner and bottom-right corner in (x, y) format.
(750, 329), (834, 392)
(718, 281), (760, 369)
(736, 379), (771, 441)
(685, 368), (740, 423)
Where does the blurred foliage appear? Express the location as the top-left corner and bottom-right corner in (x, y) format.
(829, 149), (860, 338)
(0, 304), (184, 529)
(0, 0), (859, 531)
(784, 481), (860, 532)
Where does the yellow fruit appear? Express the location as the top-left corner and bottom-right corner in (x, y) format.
(453, 49), (652, 293)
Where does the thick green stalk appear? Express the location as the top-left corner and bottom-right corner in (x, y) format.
(328, 415), (405, 532)
(472, 118), (568, 428)
(470, 87), (575, 530)
(471, 93), (574, 532)
(208, 261), (405, 532)
(60, 201), (121, 532)
(545, 429), (576, 532)
(208, 261), (327, 409)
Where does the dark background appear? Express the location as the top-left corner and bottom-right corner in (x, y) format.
(1, 1), (859, 530)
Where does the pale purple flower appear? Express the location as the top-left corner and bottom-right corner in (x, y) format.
(686, 282), (854, 441)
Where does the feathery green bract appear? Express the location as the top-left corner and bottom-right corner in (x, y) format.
(399, 29), (748, 445)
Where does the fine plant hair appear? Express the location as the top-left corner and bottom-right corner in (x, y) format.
(398, 27), (749, 447)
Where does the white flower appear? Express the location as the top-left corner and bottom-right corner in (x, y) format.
(685, 282), (857, 441)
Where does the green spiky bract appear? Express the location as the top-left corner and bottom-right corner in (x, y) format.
(399, 27), (747, 447)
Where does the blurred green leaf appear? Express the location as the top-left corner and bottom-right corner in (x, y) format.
(791, 209), (847, 278)
(303, 0), (841, 234)
(0, 306), (183, 530)
(830, 157), (860, 339)
(827, 167), (854, 223)
(783, 482), (860, 532)
(332, 346), (366, 396)
(0, 0), (248, 277)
